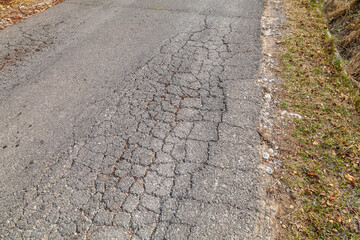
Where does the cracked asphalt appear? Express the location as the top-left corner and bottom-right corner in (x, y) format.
(0, 0), (265, 239)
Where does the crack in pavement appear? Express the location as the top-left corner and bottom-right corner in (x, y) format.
(0, 2), (266, 240)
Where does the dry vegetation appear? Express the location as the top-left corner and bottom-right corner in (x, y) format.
(0, 0), (64, 30)
(325, 0), (360, 82)
(275, 0), (360, 239)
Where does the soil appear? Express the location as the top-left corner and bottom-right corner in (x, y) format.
(258, 0), (293, 239)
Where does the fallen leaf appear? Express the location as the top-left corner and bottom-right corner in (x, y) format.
(304, 189), (313, 195)
(344, 174), (356, 188)
(336, 214), (342, 223)
(326, 200), (334, 206)
(328, 195), (337, 202)
(345, 174), (355, 182)
(307, 172), (319, 178)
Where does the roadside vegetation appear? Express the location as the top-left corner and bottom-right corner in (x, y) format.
(325, 0), (360, 82)
(0, 0), (63, 30)
(276, 0), (360, 238)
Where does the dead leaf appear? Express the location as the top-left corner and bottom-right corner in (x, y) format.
(344, 173), (356, 188)
(340, 92), (349, 101)
(345, 174), (355, 182)
(336, 214), (342, 224)
(304, 189), (313, 195)
(307, 172), (319, 178)
(328, 195), (337, 202)
(305, 185), (317, 195)
(326, 200), (334, 206)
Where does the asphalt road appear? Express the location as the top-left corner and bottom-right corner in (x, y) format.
(0, 0), (264, 238)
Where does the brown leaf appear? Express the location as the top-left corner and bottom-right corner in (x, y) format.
(344, 174), (356, 188)
(326, 200), (334, 206)
(305, 185), (317, 195)
(307, 172), (319, 178)
(345, 173), (355, 182)
(304, 189), (313, 195)
(336, 214), (342, 224)
(328, 195), (338, 202)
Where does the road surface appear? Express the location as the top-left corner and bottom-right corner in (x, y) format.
(0, 0), (264, 238)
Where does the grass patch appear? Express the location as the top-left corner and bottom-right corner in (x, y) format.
(277, 0), (360, 238)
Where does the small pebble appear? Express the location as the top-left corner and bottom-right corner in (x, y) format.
(263, 152), (270, 159)
(268, 148), (274, 155)
(266, 167), (273, 175)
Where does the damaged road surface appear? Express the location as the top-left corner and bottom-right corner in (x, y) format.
(0, 0), (265, 238)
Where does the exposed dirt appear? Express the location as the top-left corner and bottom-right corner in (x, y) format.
(0, 0), (64, 30)
(258, 0), (292, 239)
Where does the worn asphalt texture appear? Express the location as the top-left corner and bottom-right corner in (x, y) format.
(0, 0), (264, 238)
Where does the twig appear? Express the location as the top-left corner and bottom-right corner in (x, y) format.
(18, 4), (27, 16)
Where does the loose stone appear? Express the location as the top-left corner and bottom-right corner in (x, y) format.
(265, 167), (274, 175)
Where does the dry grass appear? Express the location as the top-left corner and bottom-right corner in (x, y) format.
(325, 0), (360, 81)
